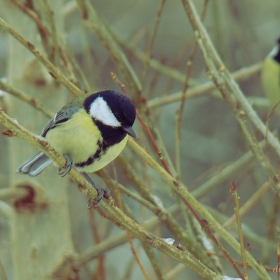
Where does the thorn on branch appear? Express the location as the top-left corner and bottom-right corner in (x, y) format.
(27, 41), (34, 48)
(2, 129), (13, 137)
(49, 72), (56, 79)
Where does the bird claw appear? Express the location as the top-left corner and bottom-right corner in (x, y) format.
(57, 154), (72, 177)
(81, 173), (110, 208)
(87, 187), (110, 208)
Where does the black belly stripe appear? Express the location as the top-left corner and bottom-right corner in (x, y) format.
(75, 140), (109, 168)
(75, 119), (127, 169)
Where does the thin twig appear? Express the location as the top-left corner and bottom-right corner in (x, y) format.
(176, 190), (243, 278)
(114, 158), (222, 274)
(113, 30), (196, 85)
(88, 208), (106, 279)
(192, 138), (268, 199)
(79, 0), (177, 176)
(223, 181), (271, 229)
(141, 0), (166, 89)
(64, 43), (92, 91)
(181, 0), (280, 189)
(111, 163), (158, 280)
(111, 72), (173, 175)
(230, 181), (248, 280)
(0, 16), (84, 97)
(207, 251), (276, 273)
(127, 137), (271, 279)
(76, 204), (180, 267)
(262, 194), (280, 265)
(0, 79), (53, 118)
(148, 62), (262, 108)
(10, 0), (51, 36)
(277, 228), (280, 280)
(175, 0), (208, 180)
(40, 0), (59, 65)
(57, 45), (80, 87)
(0, 258), (8, 280)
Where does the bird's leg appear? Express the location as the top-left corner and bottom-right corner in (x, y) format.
(57, 154), (73, 177)
(81, 172), (110, 208)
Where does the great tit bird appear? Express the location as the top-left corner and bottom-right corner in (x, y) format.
(261, 38), (280, 116)
(17, 89), (136, 206)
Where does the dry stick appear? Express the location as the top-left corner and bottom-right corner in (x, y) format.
(57, 45), (80, 87)
(88, 209), (106, 280)
(178, 195), (244, 278)
(112, 163), (151, 280)
(277, 228), (280, 280)
(215, 72), (279, 195)
(127, 138), (271, 280)
(230, 181), (248, 280)
(162, 43), (193, 95)
(40, 0), (60, 66)
(148, 62), (262, 109)
(263, 194), (280, 265)
(0, 188), (27, 200)
(210, 71), (280, 241)
(10, 0), (51, 36)
(19, 0), (80, 87)
(0, 17), (84, 97)
(19, 0), (79, 86)
(11, 0), (53, 60)
(141, 0), (166, 89)
(202, 220), (244, 279)
(109, 165), (162, 280)
(207, 251), (276, 273)
(192, 138), (268, 200)
(75, 0), (88, 19)
(0, 79), (53, 118)
(115, 158), (223, 275)
(79, 0), (176, 177)
(64, 43), (92, 92)
(109, 182), (160, 213)
(125, 129), (242, 276)
(181, 0), (280, 168)
(0, 110), (219, 279)
(115, 70), (241, 274)
(76, 204), (180, 267)
(113, 30), (197, 85)
(175, 0), (208, 180)
(173, 3), (222, 271)
(112, 73), (172, 175)
(0, 258), (8, 280)
(113, 73), (222, 276)
(223, 181), (271, 229)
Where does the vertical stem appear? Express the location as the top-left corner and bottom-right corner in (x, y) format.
(231, 181), (248, 280)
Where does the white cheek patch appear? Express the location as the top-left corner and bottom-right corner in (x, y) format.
(269, 45), (279, 58)
(89, 97), (121, 127)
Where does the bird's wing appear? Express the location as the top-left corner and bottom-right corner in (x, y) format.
(41, 105), (81, 137)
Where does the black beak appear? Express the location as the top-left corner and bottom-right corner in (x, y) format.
(123, 126), (136, 138)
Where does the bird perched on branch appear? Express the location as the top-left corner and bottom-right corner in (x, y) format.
(17, 89), (136, 207)
(261, 38), (280, 116)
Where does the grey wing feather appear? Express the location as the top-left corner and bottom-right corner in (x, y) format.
(41, 106), (80, 137)
(17, 152), (52, 177)
(17, 102), (82, 176)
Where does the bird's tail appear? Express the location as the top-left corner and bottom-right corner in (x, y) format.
(17, 152), (52, 177)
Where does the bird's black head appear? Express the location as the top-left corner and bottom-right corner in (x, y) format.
(273, 38), (280, 63)
(84, 90), (136, 142)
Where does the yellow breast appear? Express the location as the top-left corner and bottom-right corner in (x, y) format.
(261, 57), (280, 115)
(45, 109), (128, 172)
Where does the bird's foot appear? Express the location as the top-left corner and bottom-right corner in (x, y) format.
(87, 187), (110, 208)
(57, 154), (73, 177)
(81, 172), (110, 208)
